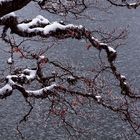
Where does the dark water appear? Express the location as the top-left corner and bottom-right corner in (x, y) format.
(0, 1), (140, 140)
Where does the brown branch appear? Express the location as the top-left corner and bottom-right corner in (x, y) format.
(0, 0), (31, 17)
(107, 0), (140, 9)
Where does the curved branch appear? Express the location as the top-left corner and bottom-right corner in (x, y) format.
(0, 15), (117, 61)
(107, 0), (140, 9)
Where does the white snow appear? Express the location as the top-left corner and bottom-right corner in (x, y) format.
(39, 55), (45, 59)
(0, 84), (12, 95)
(5, 68), (37, 86)
(108, 46), (116, 53)
(0, 68), (38, 96)
(95, 95), (101, 102)
(23, 69), (36, 80)
(7, 57), (13, 64)
(17, 16), (82, 35)
(1, 12), (16, 19)
(91, 37), (116, 54)
(123, 82), (127, 85)
(6, 75), (16, 85)
(67, 75), (75, 80)
(79, 25), (83, 29)
(100, 43), (107, 46)
(91, 36), (99, 42)
(17, 15), (50, 32)
(129, 3), (136, 6)
(120, 75), (126, 80)
(36, 15), (50, 24)
(26, 83), (57, 96)
(43, 22), (74, 35)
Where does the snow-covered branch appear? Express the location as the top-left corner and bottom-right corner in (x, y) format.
(0, 68), (57, 98)
(0, 0), (140, 138)
(6, 68), (37, 85)
(0, 68), (36, 98)
(0, 14), (134, 100)
(0, 84), (13, 98)
(26, 83), (57, 97)
(0, 14), (117, 62)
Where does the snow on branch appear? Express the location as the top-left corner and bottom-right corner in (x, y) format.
(16, 16), (80, 36)
(0, 67), (58, 98)
(0, 14), (117, 62)
(17, 15), (50, 32)
(23, 69), (37, 81)
(0, 84), (13, 98)
(0, 68), (37, 97)
(5, 68), (37, 85)
(2, 15), (131, 99)
(26, 83), (57, 97)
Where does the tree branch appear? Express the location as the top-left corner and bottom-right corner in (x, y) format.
(0, 0), (31, 17)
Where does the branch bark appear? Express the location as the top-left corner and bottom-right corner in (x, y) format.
(0, 0), (31, 17)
